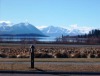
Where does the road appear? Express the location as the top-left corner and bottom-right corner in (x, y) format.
(0, 74), (58, 76)
(0, 74), (100, 76)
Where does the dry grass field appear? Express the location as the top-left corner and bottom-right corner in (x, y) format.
(0, 44), (100, 72)
(0, 58), (100, 72)
(0, 44), (100, 58)
(0, 58), (100, 62)
(0, 61), (100, 72)
(35, 63), (100, 72)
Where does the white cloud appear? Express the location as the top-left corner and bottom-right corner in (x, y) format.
(60, 24), (96, 34)
(35, 24), (97, 34)
(68, 24), (95, 33)
(0, 20), (11, 24)
(0, 20), (13, 26)
(70, 24), (78, 29)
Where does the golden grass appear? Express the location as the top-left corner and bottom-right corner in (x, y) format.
(0, 58), (100, 62)
(0, 63), (35, 71)
(0, 58), (30, 62)
(35, 63), (100, 72)
(0, 58), (100, 72)
(0, 62), (100, 72)
(0, 44), (100, 72)
(34, 58), (100, 62)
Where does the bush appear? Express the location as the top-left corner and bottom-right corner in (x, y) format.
(9, 55), (17, 58)
(0, 54), (7, 58)
(80, 54), (87, 58)
(55, 52), (68, 58)
(40, 53), (53, 58)
(90, 54), (95, 58)
(34, 53), (42, 58)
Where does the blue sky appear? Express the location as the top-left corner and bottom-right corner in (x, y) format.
(0, 0), (100, 28)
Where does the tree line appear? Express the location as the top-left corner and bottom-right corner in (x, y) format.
(78, 29), (100, 38)
(56, 29), (100, 44)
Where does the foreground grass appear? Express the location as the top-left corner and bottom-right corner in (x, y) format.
(0, 58), (100, 62)
(0, 58), (100, 72)
(35, 63), (100, 72)
(35, 58), (100, 62)
(0, 63), (100, 72)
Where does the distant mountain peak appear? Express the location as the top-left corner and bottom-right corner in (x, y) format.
(0, 22), (45, 37)
(0, 21), (12, 27)
(37, 25), (94, 37)
(18, 22), (30, 26)
(15, 22), (29, 26)
(0, 21), (94, 37)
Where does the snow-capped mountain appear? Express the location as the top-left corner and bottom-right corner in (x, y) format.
(0, 21), (93, 37)
(38, 26), (91, 37)
(0, 22), (11, 31)
(0, 22), (45, 36)
(39, 26), (69, 37)
(11, 23), (44, 35)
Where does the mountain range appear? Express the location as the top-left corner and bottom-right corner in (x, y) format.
(38, 26), (92, 37)
(0, 22), (93, 37)
(0, 22), (45, 37)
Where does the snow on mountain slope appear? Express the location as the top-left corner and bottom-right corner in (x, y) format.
(0, 22), (45, 36)
(37, 25), (93, 37)
(38, 26), (69, 37)
(11, 23), (44, 35)
(0, 21), (94, 37)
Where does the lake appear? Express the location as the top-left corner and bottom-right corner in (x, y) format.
(0, 36), (56, 41)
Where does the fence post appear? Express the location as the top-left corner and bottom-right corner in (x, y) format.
(31, 45), (35, 68)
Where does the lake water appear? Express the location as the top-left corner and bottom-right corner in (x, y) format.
(0, 36), (56, 41)
(38, 37), (56, 41)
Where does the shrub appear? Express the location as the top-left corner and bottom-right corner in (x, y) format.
(9, 55), (17, 58)
(55, 52), (68, 58)
(90, 54), (95, 58)
(40, 53), (53, 58)
(34, 53), (42, 58)
(0, 54), (7, 58)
